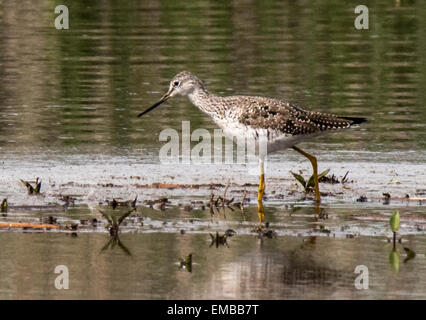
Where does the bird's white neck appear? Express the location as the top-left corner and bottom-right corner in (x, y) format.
(187, 88), (217, 117)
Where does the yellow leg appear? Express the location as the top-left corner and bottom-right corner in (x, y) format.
(257, 159), (265, 223)
(258, 173), (265, 202)
(257, 159), (265, 202)
(257, 200), (265, 223)
(292, 146), (321, 204)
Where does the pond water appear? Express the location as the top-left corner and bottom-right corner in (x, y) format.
(1, 1), (425, 157)
(0, 1), (425, 299)
(1, 204), (426, 299)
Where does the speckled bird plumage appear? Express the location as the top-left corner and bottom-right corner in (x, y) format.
(167, 71), (366, 153)
(138, 71), (366, 206)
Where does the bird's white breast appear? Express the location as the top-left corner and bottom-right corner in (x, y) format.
(213, 119), (307, 156)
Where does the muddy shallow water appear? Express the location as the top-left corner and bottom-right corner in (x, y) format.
(1, 224), (426, 299)
(1, 151), (425, 207)
(1, 197), (426, 299)
(1, 1), (426, 299)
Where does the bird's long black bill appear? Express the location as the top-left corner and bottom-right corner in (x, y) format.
(137, 94), (170, 117)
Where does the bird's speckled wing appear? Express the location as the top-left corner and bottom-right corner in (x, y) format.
(230, 96), (361, 135)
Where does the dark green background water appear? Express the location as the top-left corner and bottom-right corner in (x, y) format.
(0, 0), (425, 156)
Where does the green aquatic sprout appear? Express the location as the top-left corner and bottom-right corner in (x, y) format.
(100, 235), (132, 256)
(290, 169), (330, 193)
(34, 178), (42, 194)
(209, 232), (229, 248)
(99, 207), (136, 237)
(99, 207), (135, 256)
(179, 254), (193, 272)
(108, 196), (138, 209)
(390, 211), (400, 233)
(389, 249), (399, 272)
(390, 211), (400, 249)
(403, 247), (416, 263)
(20, 177), (41, 195)
(1, 198), (8, 213)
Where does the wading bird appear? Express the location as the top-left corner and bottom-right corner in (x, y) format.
(138, 71), (366, 219)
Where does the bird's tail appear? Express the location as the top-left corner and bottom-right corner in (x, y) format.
(341, 117), (367, 125)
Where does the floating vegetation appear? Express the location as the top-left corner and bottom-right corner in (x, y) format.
(356, 195), (368, 202)
(144, 197), (170, 210)
(389, 211), (400, 233)
(403, 247), (416, 263)
(0, 222), (57, 230)
(390, 210), (400, 250)
(20, 178), (42, 195)
(233, 189), (247, 211)
(319, 171), (351, 184)
(207, 181), (235, 209)
(253, 224), (277, 238)
(67, 223), (79, 231)
(101, 235), (132, 256)
(91, 218), (99, 227)
(98, 206), (135, 256)
(383, 193), (391, 205)
(388, 179), (401, 185)
(319, 225), (331, 234)
(377, 193), (425, 204)
(415, 189), (426, 196)
(42, 216), (57, 225)
(225, 229), (236, 237)
(136, 182), (226, 189)
(210, 232), (230, 248)
(59, 195), (76, 206)
(99, 207), (136, 237)
(1, 199), (7, 214)
(179, 253), (193, 272)
(389, 249), (399, 272)
(290, 169), (330, 193)
(108, 196), (137, 209)
(388, 211), (403, 271)
(181, 204), (193, 212)
(205, 183), (250, 218)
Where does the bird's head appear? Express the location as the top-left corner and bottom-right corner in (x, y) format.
(137, 71), (204, 117)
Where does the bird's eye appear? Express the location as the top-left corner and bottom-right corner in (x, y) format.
(173, 81), (180, 87)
